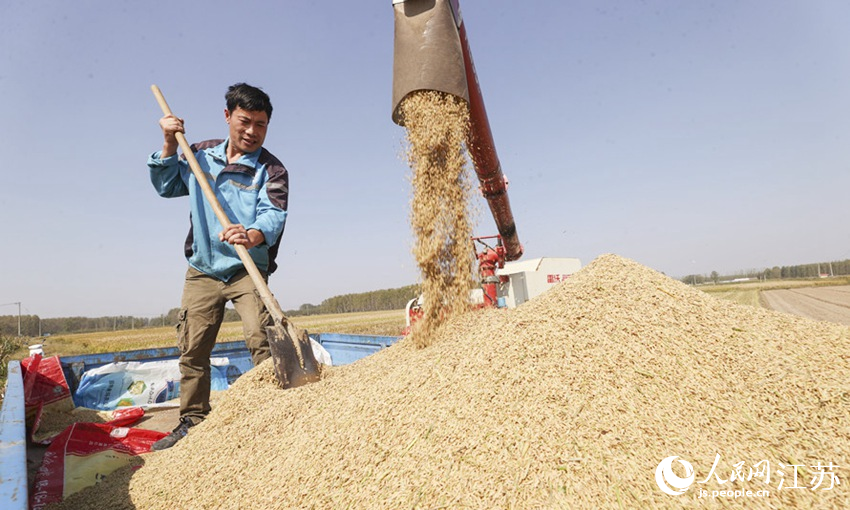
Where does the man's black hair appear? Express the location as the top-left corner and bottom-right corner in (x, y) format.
(225, 83), (273, 120)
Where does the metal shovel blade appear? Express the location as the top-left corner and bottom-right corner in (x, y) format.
(267, 322), (321, 389)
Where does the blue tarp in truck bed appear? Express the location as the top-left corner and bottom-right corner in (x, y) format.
(0, 332), (399, 510)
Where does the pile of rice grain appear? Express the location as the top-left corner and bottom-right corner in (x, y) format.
(399, 90), (476, 347)
(51, 254), (850, 509)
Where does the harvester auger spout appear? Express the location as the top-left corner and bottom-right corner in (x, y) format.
(391, 0), (523, 262)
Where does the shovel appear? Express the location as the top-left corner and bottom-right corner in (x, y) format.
(151, 84), (321, 389)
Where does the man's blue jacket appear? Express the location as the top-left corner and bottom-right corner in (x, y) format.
(148, 138), (289, 281)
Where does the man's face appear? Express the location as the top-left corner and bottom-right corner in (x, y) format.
(225, 107), (269, 154)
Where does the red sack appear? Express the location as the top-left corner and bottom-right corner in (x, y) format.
(22, 354), (148, 445)
(21, 354), (75, 427)
(31, 406), (146, 445)
(30, 422), (167, 509)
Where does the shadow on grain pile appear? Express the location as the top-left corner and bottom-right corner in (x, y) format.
(51, 254), (850, 509)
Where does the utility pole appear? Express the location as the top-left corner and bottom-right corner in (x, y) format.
(1, 301), (24, 336)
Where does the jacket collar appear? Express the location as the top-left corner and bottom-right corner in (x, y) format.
(210, 138), (262, 169)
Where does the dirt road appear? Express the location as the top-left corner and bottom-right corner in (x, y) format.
(761, 285), (850, 326)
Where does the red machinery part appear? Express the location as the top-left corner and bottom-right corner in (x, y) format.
(455, 8), (523, 262)
(473, 235), (506, 307)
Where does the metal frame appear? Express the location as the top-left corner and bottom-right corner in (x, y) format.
(0, 360), (28, 510)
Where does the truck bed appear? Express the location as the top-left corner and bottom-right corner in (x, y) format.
(0, 332), (399, 510)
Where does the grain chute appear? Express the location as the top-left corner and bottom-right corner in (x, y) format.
(391, 0), (523, 267)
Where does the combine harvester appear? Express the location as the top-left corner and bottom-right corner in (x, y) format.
(392, 0), (580, 328)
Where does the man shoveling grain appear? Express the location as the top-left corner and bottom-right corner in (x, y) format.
(146, 83), (290, 450)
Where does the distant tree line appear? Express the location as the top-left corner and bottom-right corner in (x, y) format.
(0, 309), (243, 337)
(0, 285), (420, 336)
(287, 284), (420, 316)
(0, 314), (162, 337)
(681, 258), (850, 285)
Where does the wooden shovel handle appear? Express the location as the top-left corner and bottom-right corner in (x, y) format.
(150, 85), (287, 324)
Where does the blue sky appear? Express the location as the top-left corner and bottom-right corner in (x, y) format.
(2, 1), (849, 318)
